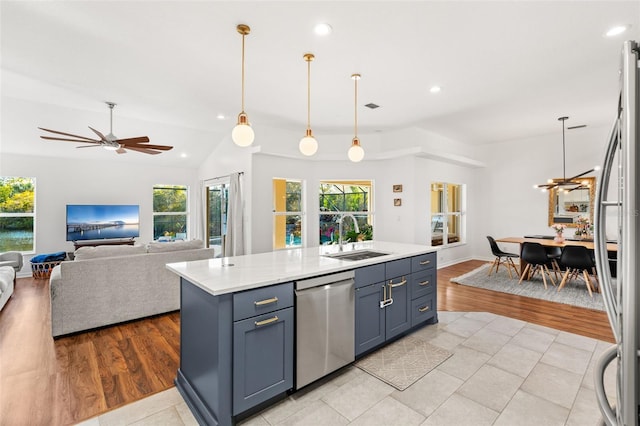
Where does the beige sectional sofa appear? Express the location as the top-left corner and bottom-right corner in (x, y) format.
(50, 240), (215, 337)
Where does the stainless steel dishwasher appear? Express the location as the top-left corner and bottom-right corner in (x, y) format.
(295, 270), (355, 389)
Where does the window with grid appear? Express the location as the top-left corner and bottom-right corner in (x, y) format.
(273, 178), (303, 249)
(153, 184), (188, 241)
(319, 180), (373, 244)
(430, 182), (464, 247)
(0, 177), (35, 252)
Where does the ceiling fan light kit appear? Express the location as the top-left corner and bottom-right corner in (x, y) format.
(38, 102), (173, 155)
(299, 53), (318, 156)
(232, 24), (255, 147)
(534, 116), (594, 192)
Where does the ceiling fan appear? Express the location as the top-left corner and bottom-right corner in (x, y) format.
(38, 102), (173, 155)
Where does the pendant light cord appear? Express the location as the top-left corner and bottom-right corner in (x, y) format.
(307, 58), (311, 130)
(241, 33), (246, 113)
(562, 119), (566, 181)
(354, 77), (358, 138)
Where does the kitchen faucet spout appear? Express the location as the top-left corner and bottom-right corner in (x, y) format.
(338, 214), (360, 251)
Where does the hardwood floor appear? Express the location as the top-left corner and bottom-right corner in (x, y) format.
(0, 260), (615, 426)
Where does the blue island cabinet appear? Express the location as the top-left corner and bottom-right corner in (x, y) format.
(355, 253), (438, 357)
(175, 279), (294, 426)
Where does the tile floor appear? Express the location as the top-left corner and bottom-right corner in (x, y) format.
(76, 311), (616, 426)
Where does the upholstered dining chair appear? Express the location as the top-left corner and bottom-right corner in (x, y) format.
(518, 242), (556, 289)
(557, 245), (598, 297)
(486, 236), (519, 278)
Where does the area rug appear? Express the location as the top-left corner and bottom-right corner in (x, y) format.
(355, 336), (452, 391)
(451, 264), (605, 311)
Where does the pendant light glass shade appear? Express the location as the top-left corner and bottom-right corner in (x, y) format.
(348, 137), (365, 162)
(299, 53), (318, 156)
(348, 74), (364, 162)
(232, 24), (254, 147)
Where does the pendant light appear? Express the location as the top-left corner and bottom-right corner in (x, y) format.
(534, 117), (596, 192)
(348, 74), (365, 162)
(299, 53), (318, 156)
(232, 24), (255, 147)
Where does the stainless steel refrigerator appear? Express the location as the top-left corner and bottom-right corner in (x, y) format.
(594, 39), (640, 426)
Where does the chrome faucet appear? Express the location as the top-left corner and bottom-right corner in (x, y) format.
(338, 213), (359, 251)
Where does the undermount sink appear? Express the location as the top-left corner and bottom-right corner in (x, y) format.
(323, 250), (390, 261)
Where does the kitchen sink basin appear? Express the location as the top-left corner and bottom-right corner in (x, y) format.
(324, 250), (390, 261)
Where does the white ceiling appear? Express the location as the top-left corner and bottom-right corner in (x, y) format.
(1, 1), (639, 166)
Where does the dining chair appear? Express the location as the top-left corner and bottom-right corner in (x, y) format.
(557, 245), (598, 297)
(486, 236), (519, 278)
(518, 242), (556, 288)
(544, 246), (562, 280)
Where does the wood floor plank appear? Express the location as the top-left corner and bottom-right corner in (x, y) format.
(0, 260), (616, 425)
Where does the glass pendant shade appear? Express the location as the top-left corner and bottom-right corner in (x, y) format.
(348, 137), (364, 162)
(232, 113), (254, 147)
(299, 129), (318, 156)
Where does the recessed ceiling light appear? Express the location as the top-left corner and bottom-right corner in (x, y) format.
(216, 114), (226, 120)
(605, 25), (627, 37)
(314, 23), (332, 36)
(180, 153), (188, 158)
(429, 86), (442, 94)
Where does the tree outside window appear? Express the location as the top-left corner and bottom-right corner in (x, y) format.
(0, 177), (35, 252)
(319, 181), (373, 244)
(153, 185), (188, 240)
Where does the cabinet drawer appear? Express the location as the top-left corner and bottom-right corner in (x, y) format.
(385, 258), (411, 280)
(411, 294), (436, 327)
(410, 269), (436, 300)
(233, 282), (294, 321)
(355, 263), (385, 289)
(411, 252), (436, 272)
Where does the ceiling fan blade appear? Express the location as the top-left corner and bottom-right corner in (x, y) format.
(120, 142), (173, 151)
(40, 136), (101, 144)
(88, 126), (108, 142)
(116, 147), (127, 154)
(38, 127), (100, 142)
(76, 145), (103, 149)
(125, 146), (162, 155)
(116, 136), (150, 144)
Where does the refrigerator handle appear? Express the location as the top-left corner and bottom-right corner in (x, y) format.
(594, 116), (621, 342)
(594, 344), (619, 426)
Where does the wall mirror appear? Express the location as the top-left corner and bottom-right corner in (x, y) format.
(548, 177), (596, 227)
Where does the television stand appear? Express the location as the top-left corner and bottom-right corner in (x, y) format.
(73, 238), (135, 251)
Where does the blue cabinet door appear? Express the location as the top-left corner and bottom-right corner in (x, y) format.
(233, 307), (293, 415)
(385, 276), (411, 340)
(355, 282), (386, 356)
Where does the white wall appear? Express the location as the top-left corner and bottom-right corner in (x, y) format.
(475, 124), (611, 260)
(1, 153), (198, 276)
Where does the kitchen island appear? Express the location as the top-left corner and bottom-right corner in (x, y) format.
(167, 241), (438, 426)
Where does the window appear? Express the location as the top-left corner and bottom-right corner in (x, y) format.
(273, 178), (303, 249)
(0, 177), (35, 252)
(207, 180), (228, 254)
(319, 180), (373, 244)
(153, 185), (188, 240)
(430, 182), (464, 246)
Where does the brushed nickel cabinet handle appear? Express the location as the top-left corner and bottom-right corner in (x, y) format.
(254, 297), (278, 306)
(389, 278), (407, 288)
(255, 316), (279, 327)
(418, 305), (430, 312)
(419, 280), (430, 286)
(419, 259), (431, 265)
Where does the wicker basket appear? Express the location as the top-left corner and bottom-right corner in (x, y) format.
(31, 260), (62, 279)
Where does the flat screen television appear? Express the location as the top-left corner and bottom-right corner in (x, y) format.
(66, 204), (140, 241)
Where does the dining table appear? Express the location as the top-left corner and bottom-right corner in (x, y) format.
(495, 236), (618, 275)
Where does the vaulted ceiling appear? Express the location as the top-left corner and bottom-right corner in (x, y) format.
(2, 1), (638, 166)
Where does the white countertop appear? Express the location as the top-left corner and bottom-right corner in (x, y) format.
(166, 241), (437, 296)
